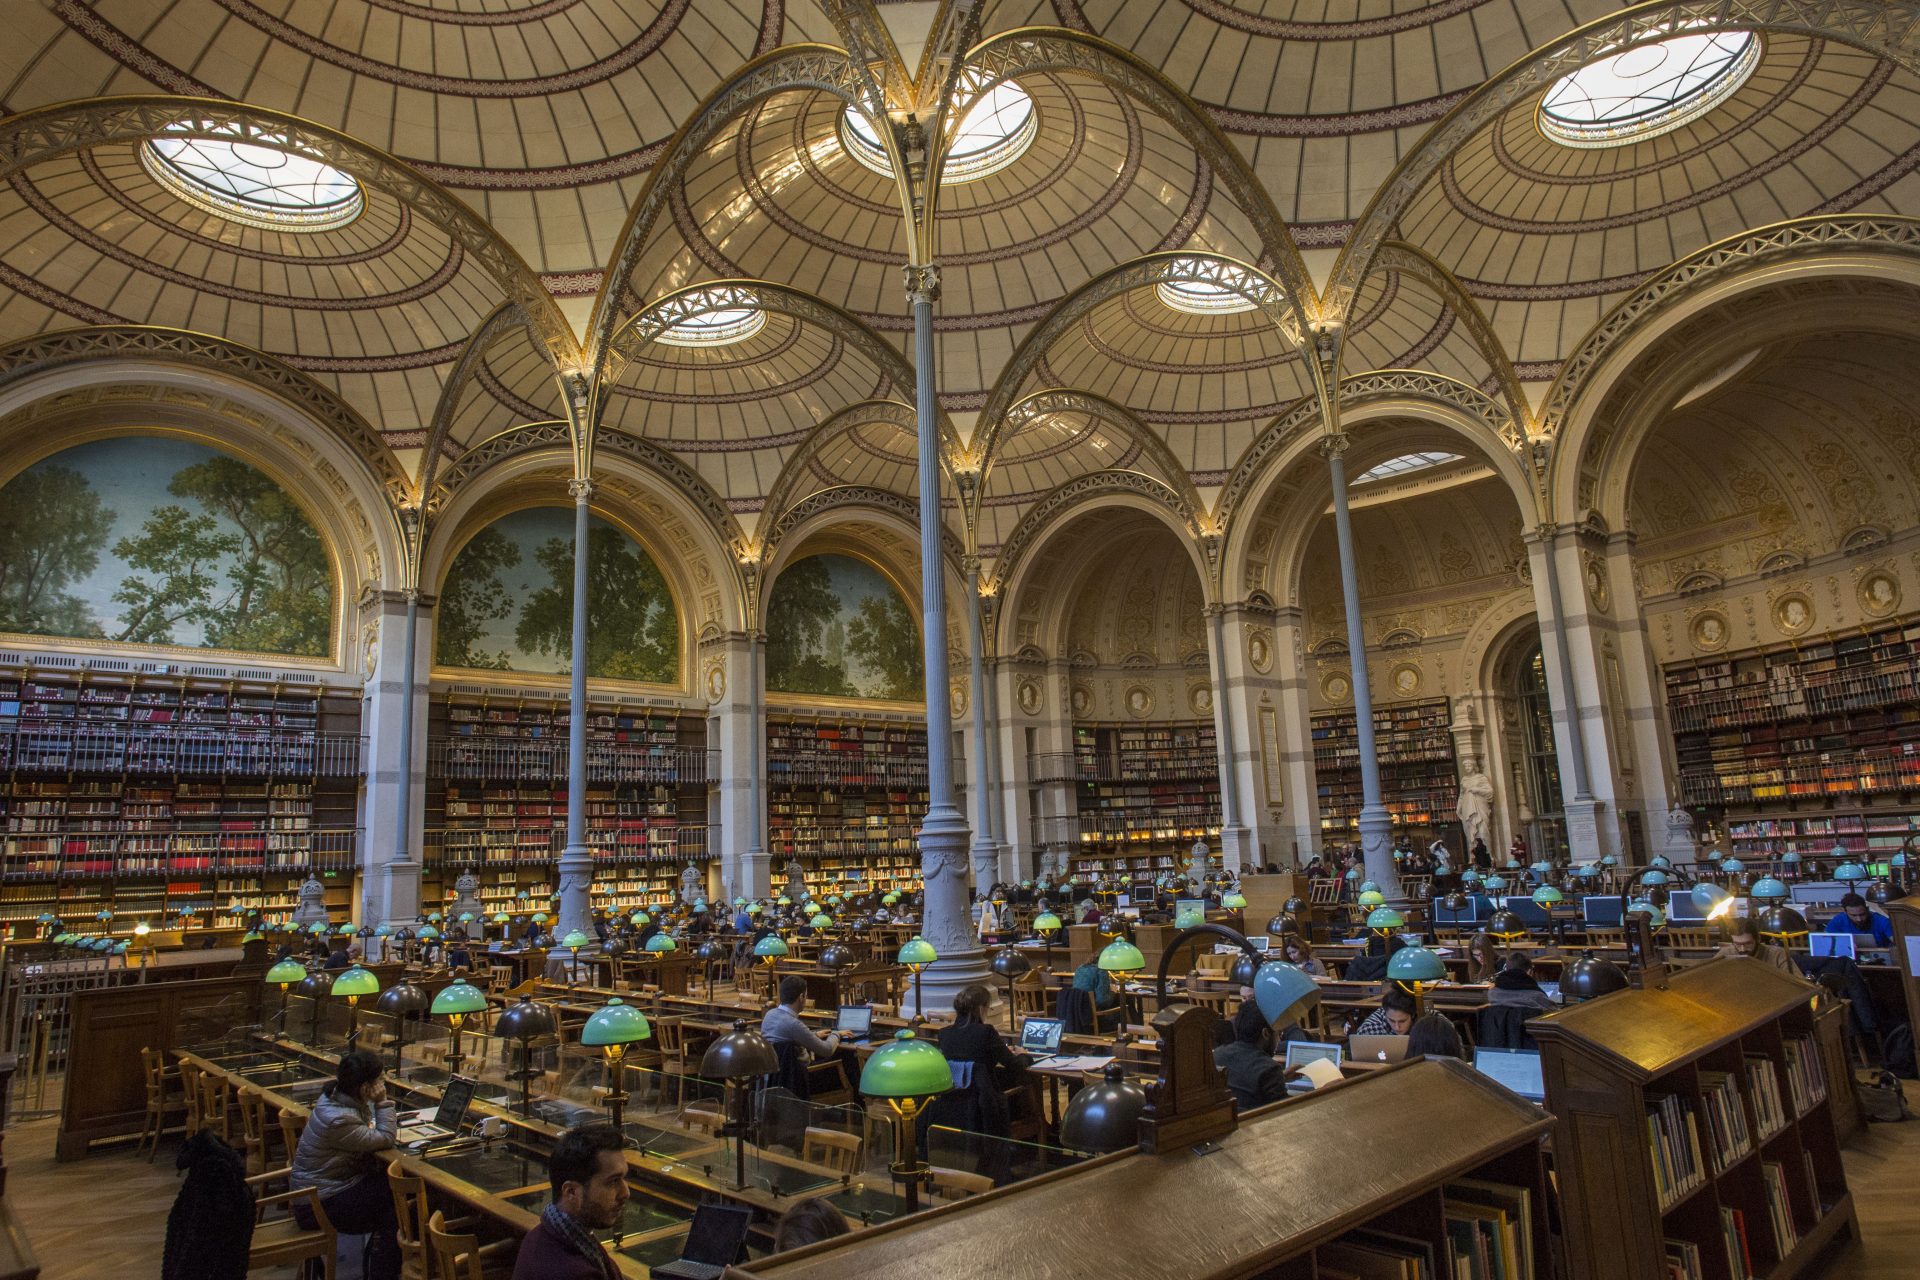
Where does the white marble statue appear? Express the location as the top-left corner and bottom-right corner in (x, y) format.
(680, 862), (701, 906)
(1455, 759), (1495, 850)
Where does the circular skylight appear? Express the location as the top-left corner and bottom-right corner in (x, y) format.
(655, 303), (767, 349)
(839, 81), (1038, 184)
(1539, 27), (1760, 148)
(142, 126), (363, 231)
(1155, 276), (1259, 316)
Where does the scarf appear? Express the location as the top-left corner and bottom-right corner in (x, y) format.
(542, 1204), (618, 1280)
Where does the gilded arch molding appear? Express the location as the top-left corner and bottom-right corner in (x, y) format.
(1324, 1), (1920, 326)
(759, 399), (922, 539)
(1363, 242), (1528, 429)
(980, 387), (1206, 524)
(0, 97), (577, 368)
(416, 302), (539, 500)
(988, 470), (1209, 602)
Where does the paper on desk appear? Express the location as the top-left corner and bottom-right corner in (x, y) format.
(1296, 1058), (1343, 1090)
(1045, 1055), (1116, 1072)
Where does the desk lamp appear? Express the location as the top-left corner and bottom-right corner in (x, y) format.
(817, 943), (855, 1008)
(1387, 944), (1447, 1015)
(1834, 861), (1869, 894)
(294, 971), (331, 1044)
(492, 912), (509, 941)
(1530, 860), (1554, 884)
(561, 929), (591, 986)
(1561, 950), (1630, 1003)
(580, 997), (651, 1132)
(1690, 882), (1737, 924)
(1749, 876), (1789, 906)
(1625, 900), (1666, 931)
(989, 946), (1032, 1022)
(1174, 904), (1206, 930)
(494, 994), (558, 1116)
(265, 957), (307, 1027)
(1264, 911), (1297, 941)
(1780, 850), (1802, 880)
(1757, 903), (1810, 946)
(1096, 936), (1145, 1028)
(631, 910), (651, 929)
(374, 980), (430, 1070)
(1221, 888), (1248, 911)
(700, 1020), (780, 1190)
(1719, 857), (1743, 878)
(695, 939), (727, 997)
(430, 979), (488, 1077)
(1482, 876), (1508, 901)
(1637, 869), (1671, 909)
(1649, 855), (1673, 871)
(1365, 906), (1405, 937)
(1487, 908), (1529, 947)
(644, 932), (677, 953)
(133, 920), (153, 970)
(330, 966), (380, 1044)
(1061, 1062), (1147, 1154)
(1532, 885), (1567, 942)
(899, 936), (938, 1018)
(1253, 958), (1321, 1029)
(859, 1030), (953, 1213)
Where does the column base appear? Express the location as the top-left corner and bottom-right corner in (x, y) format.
(1358, 806), (1402, 900)
(1562, 799), (1611, 863)
(364, 861), (423, 925)
(904, 947), (992, 1020)
(1218, 825), (1254, 876)
(557, 847), (594, 941)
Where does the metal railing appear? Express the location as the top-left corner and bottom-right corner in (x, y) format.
(427, 740), (715, 785)
(422, 823), (712, 865)
(0, 723), (362, 777)
(1, 825), (359, 878)
(1027, 749), (1221, 783)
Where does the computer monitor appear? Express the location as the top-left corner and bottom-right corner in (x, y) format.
(1019, 1016), (1064, 1056)
(1283, 1041), (1342, 1073)
(1809, 932), (1857, 960)
(652, 1202), (753, 1279)
(835, 1004), (873, 1038)
(1666, 895), (1706, 924)
(1581, 896), (1625, 928)
(1473, 1047), (1545, 1102)
(432, 1075), (477, 1130)
(1115, 894), (1132, 908)
(1502, 896), (1551, 928)
(1436, 895), (1489, 925)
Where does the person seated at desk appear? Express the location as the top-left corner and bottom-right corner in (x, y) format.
(762, 976), (846, 1061)
(290, 1050), (401, 1280)
(446, 940), (473, 972)
(1353, 988), (1417, 1037)
(635, 917), (663, 949)
(1466, 932), (1501, 984)
(1713, 917), (1795, 973)
(1277, 933), (1325, 977)
(322, 941), (352, 971)
(1067, 957), (1123, 1032)
(1214, 1002), (1290, 1111)
(1077, 898), (1103, 928)
(1344, 934), (1407, 983)
(1824, 892), (1894, 947)
(773, 1198), (850, 1253)
(937, 984), (1029, 1091)
(1407, 1013), (1464, 1060)
(511, 1123), (628, 1280)
(1489, 954), (1556, 1011)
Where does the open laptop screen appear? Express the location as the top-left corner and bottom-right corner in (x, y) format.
(1581, 896), (1625, 928)
(680, 1202), (753, 1266)
(1019, 1016), (1064, 1055)
(1283, 1041), (1342, 1073)
(433, 1075), (477, 1130)
(835, 1004), (872, 1037)
(1473, 1047), (1545, 1101)
(1810, 932), (1857, 960)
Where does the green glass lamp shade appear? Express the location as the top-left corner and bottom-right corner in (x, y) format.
(1532, 886), (1564, 906)
(1750, 877), (1789, 902)
(826, 894), (843, 906)
(1487, 909), (1529, 940)
(1365, 907), (1406, 931)
(858, 1030), (953, 1101)
(1835, 861), (1869, 882)
(1358, 880), (1380, 895)
(530, 912), (549, 925)
(881, 893), (900, 906)
(418, 925), (440, 940)
(265, 958), (308, 986)
(427, 912), (443, 923)
(430, 980), (489, 1017)
(809, 913), (833, 930)
(1757, 903), (1810, 940)
(1356, 890), (1386, 911)
(1096, 938), (1145, 975)
(1639, 869), (1670, 886)
(459, 912), (475, 923)
(1691, 883), (1734, 917)
(330, 966), (380, 999)
(733, 897), (747, 907)
(630, 911), (651, 927)
(1720, 858), (1743, 874)
(241, 931), (263, 944)
(746, 903), (763, 916)
(561, 930), (591, 951)
(1033, 911), (1062, 933)
(1222, 891), (1248, 910)
(310, 922), (329, 935)
(337, 923), (356, 935)
(1173, 906), (1205, 930)
(1625, 901), (1666, 928)
(1482, 876), (1508, 896)
(492, 913), (509, 923)
(1253, 961), (1321, 1027)
(753, 935), (790, 960)
(1387, 945), (1447, 984)
(776, 895), (792, 907)
(580, 996), (651, 1047)
(645, 933), (677, 952)
(899, 936), (938, 967)
(1530, 861), (1554, 877)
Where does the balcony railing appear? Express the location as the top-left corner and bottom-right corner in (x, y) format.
(0, 723), (362, 777)
(0, 825), (359, 878)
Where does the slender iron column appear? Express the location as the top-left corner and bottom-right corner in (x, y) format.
(558, 479), (595, 939)
(966, 559), (997, 890)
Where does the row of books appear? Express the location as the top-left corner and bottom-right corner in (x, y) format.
(1647, 1091), (1709, 1210)
(1696, 1070), (1754, 1175)
(1745, 1055), (1790, 1143)
(1782, 1036), (1827, 1115)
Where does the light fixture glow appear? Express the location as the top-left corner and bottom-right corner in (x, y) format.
(840, 81), (1037, 185)
(143, 125), (363, 231)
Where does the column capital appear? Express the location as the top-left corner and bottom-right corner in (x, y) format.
(1317, 432), (1352, 460)
(567, 477), (595, 502)
(904, 263), (942, 305)
(1522, 520), (1569, 547)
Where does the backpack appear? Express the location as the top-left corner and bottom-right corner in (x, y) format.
(1858, 1068), (1909, 1123)
(1881, 1022), (1917, 1079)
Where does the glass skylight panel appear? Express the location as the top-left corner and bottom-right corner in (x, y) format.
(143, 125), (363, 231)
(1355, 452), (1463, 483)
(840, 81), (1036, 184)
(1539, 27), (1760, 148)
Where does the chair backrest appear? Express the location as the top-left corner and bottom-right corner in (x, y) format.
(198, 1071), (231, 1140)
(142, 1046), (165, 1093)
(388, 1163), (431, 1280)
(682, 1103), (725, 1134)
(179, 1060), (203, 1135)
(426, 1210), (484, 1280)
(1012, 973), (1050, 1018)
(278, 1108), (306, 1167)
(928, 1166), (993, 1201)
(800, 1125), (862, 1175)
(653, 1015), (687, 1059)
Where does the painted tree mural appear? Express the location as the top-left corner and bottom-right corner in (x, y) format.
(765, 554), (922, 700)
(434, 509), (678, 682)
(0, 438), (333, 656)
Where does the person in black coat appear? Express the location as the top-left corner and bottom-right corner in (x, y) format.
(164, 1128), (253, 1280)
(1344, 933), (1407, 983)
(1213, 1001), (1290, 1111)
(936, 984), (1030, 1093)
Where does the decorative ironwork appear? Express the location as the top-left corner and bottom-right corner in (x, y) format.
(1368, 242), (1529, 428)
(982, 387), (1204, 524)
(988, 469), (1203, 599)
(759, 483), (969, 575)
(415, 302), (534, 500)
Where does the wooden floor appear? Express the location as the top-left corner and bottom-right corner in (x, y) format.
(6, 1083), (1918, 1277)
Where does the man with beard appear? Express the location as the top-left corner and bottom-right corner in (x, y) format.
(513, 1125), (629, 1279)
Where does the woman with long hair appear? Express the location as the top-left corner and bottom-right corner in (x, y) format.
(289, 1049), (401, 1279)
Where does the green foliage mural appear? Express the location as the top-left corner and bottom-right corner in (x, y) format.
(0, 438), (332, 656)
(435, 508), (678, 682)
(765, 553), (921, 701)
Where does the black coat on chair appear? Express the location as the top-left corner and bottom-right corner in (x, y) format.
(163, 1129), (254, 1280)
(914, 1062), (1013, 1183)
(1476, 1003), (1538, 1051)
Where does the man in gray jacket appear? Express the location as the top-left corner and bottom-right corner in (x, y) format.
(291, 1049), (402, 1280)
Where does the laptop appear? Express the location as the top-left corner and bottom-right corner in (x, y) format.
(1810, 932), (1858, 960)
(399, 1075), (476, 1142)
(1581, 896), (1625, 928)
(1473, 1047), (1546, 1102)
(1019, 1016), (1065, 1058)
(1349, 1034), (1410, 1064)
(650, 1202), (755, 1280)
(1537, 981), (1563, 1005)
(834, 1004), (873, 1042)
(1283, 1041), (1343, 1094)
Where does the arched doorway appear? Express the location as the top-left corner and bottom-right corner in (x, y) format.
(1509, 643), (1566, 860)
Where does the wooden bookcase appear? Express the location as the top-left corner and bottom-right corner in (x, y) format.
(1313, 698), (1459, 841)
(741, 1057), (1553, 1280)
(1532, 958), (1857, 1280)
(0, 667), (361, 937)
(766, 714), (925, 893)
(1069, 721), (1221, 890)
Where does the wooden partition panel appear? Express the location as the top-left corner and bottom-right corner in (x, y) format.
(57, 975), (261, 1160)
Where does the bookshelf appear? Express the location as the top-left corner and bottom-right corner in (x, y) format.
(1313, 698), (1459, 841)
(1068, 722), (1221, 891)
(1665, 620), (1920, 850)
(766, 715), (926, 894)
(1532, 958), (1857, 1280)
(740, 1057), (1553, 1280)
(0, 667), (361, 937)
(421, 691), (710, 914)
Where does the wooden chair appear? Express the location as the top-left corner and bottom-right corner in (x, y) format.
(391, 1163), (510, 1280)
(650, 1015), (690, 1106)
(246, 1177), (335, 1279)
(1011, 972), (1050, 1019)
(178, 1058), (203, 1140)
(139, 1047), (186, 1161)
(426, 1210), (485, 1280)
(682, 1102), (725, 1135)
(800, 1125), (862, 1175)
(197, 1070), (233, 1144)
(278, 1108), (307, 1173)
(927, 1166), (993, 1202)
(234, 1085), (273, 1176)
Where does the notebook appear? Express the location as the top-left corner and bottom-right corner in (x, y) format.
(835, 1004), (873, 1040)
(1473, 1047), (1546, 1102)
(1349, 1034), (1410, 1064)
(650, 1202), (754, 1280)
(399, 1075), (475, 1142)
(1019, 1016), (1065, 1056)
(1283, 1041), (1343, 1093)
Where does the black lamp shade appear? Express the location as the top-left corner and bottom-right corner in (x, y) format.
(495, 994), (558, 1042)
(700, 1021), (779, 1080)
(293, 973), (331, 999)
(989, 949), (1032, 980)
(1561, 950), (1629, 1003)
(1757, 904), (1810, 939)
(1487, 909), (1529, 940)
(696, 940), (727, 962)
(374, 982), (430, 1017)
(1264, 912), (1295, 937)
(1228, 953), (1264, 989)
(603, 936), (630, 956)
(1867, 880), (1893, 905)
(1283, 897), (1306, 915)
(1060, 1063), (1148, 1153)
(818, 944), (856, 971)
(1443, 891), (1468, 911)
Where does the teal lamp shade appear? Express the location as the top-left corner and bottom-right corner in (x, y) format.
(1253, 962), (1321, 1027)
(1751, 877), (1789, 902)
(809, 912), (833, 930)
(1174, 906), (1205, 930)
(310, 922), (329, 935)
(827, 894), (843, 906)
(580, 997), (651, 1048)
(1358, 880), (1380, 895)
(630, 911), (651, 927)
(459, 912), (475, 924)
(1222, 891), (1248, 910)
(1096, 938), (1145, 976)
(693, 899), (708, 913)
(428, 912), (443, 923)
(1388, 945), (1447, 985)
(1719, 857), (1743, 874)
(1532, 885), (1565, 906)
(1460, 870), (1482, 886)
(1639, 869), (1670, 887)
(1503, 857), (1523, 870)
(492, 912), (508, 924)
(1649, 855), (1673, 870)
(1835, 861), (1869, 882)
(113, 941), (130, 955)
(265, 958), (307, 987)
(337, 923), (356, 935)
(375, 923), (392, 937)
(531, 912), (549, 925)
(562, 930), (591, 951)
(330, 966), (379, 1000)
(1482, 876), (1508, 896)
(1365, 907), (1406, 932)
(645, 933), (677, 952)
(1575, 862), (1599, 879)
(899, 936), (938, 967)
(418, 925), (440, 941)
(1344, 867), (1361, 882)
(858, 1030), (953, 1103)
(753, 935), (790, 961)
(733, 897), (747, 907)
(1599, 854), (1618, 867)
(1356, 890), (1386, 910)
(430, 980), (489, 1018)
(746, 902), (763, 916)
(1033, 911), (1062, 933)
(1626, 901), (1667, 928)
(1530, 860), (1554, 877)
(1691, 883), (1734, 918)
(1780, 851), (1802, 865)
